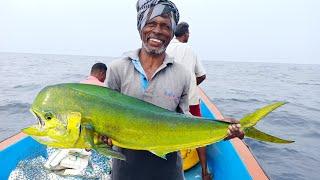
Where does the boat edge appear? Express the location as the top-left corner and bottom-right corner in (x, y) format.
(198, 88), (269, 180)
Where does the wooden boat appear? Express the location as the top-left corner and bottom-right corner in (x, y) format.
(0, 88), (268, 179)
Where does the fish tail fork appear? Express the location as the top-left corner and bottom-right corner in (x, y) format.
(240, 102), (294, 144)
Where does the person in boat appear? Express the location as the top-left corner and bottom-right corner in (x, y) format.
(166, 22), (210, 180)
(80, 62), (107, 87)
(104, 0), (244, 179)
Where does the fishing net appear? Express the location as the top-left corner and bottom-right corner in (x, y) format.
(9, 148), (112, 180)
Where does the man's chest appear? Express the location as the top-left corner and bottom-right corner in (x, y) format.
(119, 68), (185, 111)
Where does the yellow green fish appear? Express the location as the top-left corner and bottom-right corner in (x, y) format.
(22, 83), (293, 160)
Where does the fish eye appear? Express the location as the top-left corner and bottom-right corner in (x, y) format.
(44, 112), (53, 120)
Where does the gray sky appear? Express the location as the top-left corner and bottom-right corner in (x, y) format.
(0, 0), (319, 64)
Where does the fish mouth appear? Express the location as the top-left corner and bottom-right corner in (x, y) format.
(23, 109), (47, 136)
(31, 109), (45, 127)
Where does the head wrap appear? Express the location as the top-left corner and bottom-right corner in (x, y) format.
(136, 0), (179, 32)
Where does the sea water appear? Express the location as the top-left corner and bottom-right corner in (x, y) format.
(0, 52), (319, 180)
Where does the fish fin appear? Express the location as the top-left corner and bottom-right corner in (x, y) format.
(240, 102), (287, 128)
(244, 127), (294, 144)
(82, 124), (126, 160)
(150, 151), (168, 160)
(82, 123), (96, 146)
(239, 102), (294, 144)
(94, 145), (126, 161)
(83, 123), (94, 131)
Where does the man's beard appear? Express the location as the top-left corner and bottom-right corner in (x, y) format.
(142, 41), (167, 55)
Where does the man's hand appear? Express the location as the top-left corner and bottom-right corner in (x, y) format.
(99, 135), (113, 146)
(221, 118), (245, 140)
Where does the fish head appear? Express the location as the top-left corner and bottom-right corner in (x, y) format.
(22, 108), (73, 147)
(22, 85), (83, 147)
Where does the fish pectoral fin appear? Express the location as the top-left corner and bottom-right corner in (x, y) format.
(150, 150), (169, 160)
(82, 124), (126, 160)
(83, 123), (95, 145)
(94, 145), (126, 161)
(244, 127), (294, 144)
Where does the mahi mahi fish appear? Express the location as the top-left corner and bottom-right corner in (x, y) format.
(22, 83), (293, 160)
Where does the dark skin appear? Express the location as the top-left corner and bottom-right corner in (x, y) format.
(139, 15), (173, 80)
(91, 71), (106, 83)
(176, 33), (189, 43)
(102, 15), (244, 180)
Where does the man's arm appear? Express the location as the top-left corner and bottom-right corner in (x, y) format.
(192, 49), (206, 85)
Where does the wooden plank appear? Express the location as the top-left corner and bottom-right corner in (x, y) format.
(0, 132), (27, 151)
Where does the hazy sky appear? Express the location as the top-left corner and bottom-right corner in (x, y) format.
(0, 0), (319, 64)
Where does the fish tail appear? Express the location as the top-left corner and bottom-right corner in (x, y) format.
(240, 102), (294, 144)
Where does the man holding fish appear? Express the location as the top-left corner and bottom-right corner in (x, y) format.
(22, 1), (293, 180)
(105, 0), (244, 179)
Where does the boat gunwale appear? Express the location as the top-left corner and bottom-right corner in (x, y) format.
(0, 132), (27, 151)
(199, 88), (269, 180)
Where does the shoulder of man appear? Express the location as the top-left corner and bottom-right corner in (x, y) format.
(108, 57), (130, 69)
(109, 49), (140, 69)
(175, 40), (193, 49)
(106, 57), (131, 91)
(106, 57), (130, 78)
(184, 43), (197, 54)
(175, 42), (197, 58)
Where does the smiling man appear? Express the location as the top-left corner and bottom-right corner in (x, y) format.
(106, 0), (243, 179)
(106, 1), (188, 179)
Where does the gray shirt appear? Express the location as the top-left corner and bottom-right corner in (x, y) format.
(106, 49), (190, 180)
(106, 49), (190, 113)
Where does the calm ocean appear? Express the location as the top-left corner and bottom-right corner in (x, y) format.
(0, 52), (319, 179)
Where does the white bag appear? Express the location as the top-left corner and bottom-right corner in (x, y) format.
(44, 148), (91, 176)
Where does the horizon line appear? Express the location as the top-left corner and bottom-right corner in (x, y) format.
(0, 51), (318, 66)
